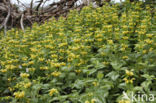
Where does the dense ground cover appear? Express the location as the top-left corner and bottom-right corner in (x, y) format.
(0, 1), (156, 103)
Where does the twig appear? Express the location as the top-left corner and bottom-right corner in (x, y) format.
(16, 0), (20, 4)
(20, 13), (25, 32)
(0, 0), (86, 31)
(41, 0), (49, 12)
(0, 6), (11, 36)
(16, 0), (27, 9)
(26, 16), (33, 25)
(35, 0), (44, 14)
(30, 0), (34, 15)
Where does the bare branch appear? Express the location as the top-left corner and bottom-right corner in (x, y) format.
(0, 0), (88, 31)
(16, 0), (27, 9)
(20, 13), (25, 32)
(35, 0), (44, 13)
(30, 0), (34, 15)
(16, 0), (20, 4)
(0, 5), (11, 35)
(41, 0), (49, 12)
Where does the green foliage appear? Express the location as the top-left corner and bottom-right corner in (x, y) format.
(0, 1), (156, 103)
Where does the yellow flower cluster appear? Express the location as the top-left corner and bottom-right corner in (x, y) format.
(75, 69), (82, 73)
(107, 40), (114, 45)
(123, 78), (135, 84)
(125, 70), (133, 76)
(92, 81), (98, 86)
(122, 56), (129, 59)
(0, 2), (155, 102)
(20, 73), (30, 78)
(13, 91), (25, 99)
(49, 88), (58, 96)
(51, 71), (61, 77)
(124, 70), (135, 84)
(24, 82), (31, 88)
(144, 39), (153, 44)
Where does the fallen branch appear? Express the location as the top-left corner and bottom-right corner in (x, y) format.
(0, 0), (96, 32)
(0, 5), (11, 35)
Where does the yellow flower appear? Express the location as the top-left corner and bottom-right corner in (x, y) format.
(8, 87), (14, 92)
(125, 70), (134, 76)
(129, 79), (133, 84)
(0, 69), (7, 73)
(28, 61), (34, 65)
(146, 34), (153, 38)
(144, 39), (153, 44)
(54, 63), (61, 68)
(72, 47), (79, 51)
(30, 54), (37, 59)
(4, 96), (11, 100)
(75, 70), (82, 73)
(120, 48), (125, 51)
(51, 54), (58, 58)
(95, 34), (103, 38)
(49, 88), (58, 96)
(102, 61), (109, 65)
(81, 52), (87, 55)
(30, 48), (38, 52)
(122, 25), (128, 29)
(88, 92), (93, 96)
(20, 73), (30, 78)
(91, 99), (97, 103)
(60, 62), (66, 66)
(122, 31), (129, 34)
(73, 39), (81, 43)
(8, 78), (11, 82)
(118, 100), (130, 103)
(123, 77), (128, 81)
(22, 57), (28, 61)
(122, 56), (128, 59)
(123, 77), (135, 84)
(0, 61), (5, 66)
(51, 71), (61, 77)
(24, 82), (31, 88)
(97, 38), (102, 42)
(143, 50), (147, 54)
(28, 68), (35, 72)
(13, 91), (25, 99)
(40, 66), (48, 70)
(92, 82), (98, 86)
(5, 65), (16, 70)
(149, 48), (153, 52)
(123, 78), (130, 83)
(107, 40), (114, 45)
(58, 43), (68, 47)
(39, 58), (44, 62)
(85, 100), (90, 103)
(122, 36), (129, 40)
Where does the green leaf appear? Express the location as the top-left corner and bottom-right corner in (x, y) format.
(111, 61), (123, 71)
(106, 71), (119, 81)
(97, 72), (104, 79)
(88, 69), (97, 75)
(72, 80), (84, 89)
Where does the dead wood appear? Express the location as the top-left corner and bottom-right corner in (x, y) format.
(0, 0), (110, 34)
